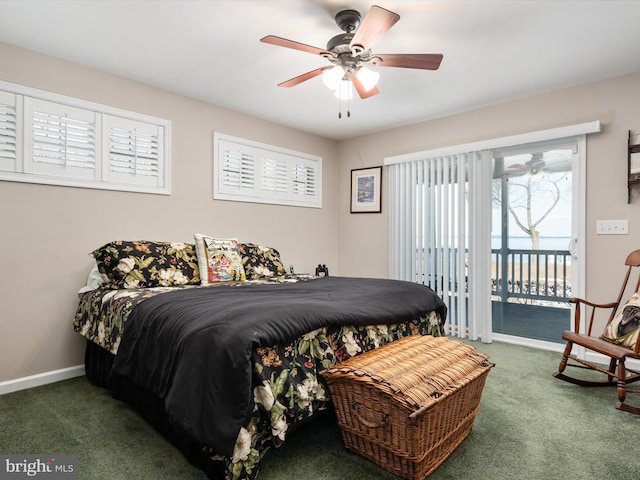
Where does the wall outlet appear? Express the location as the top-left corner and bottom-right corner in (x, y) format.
(596, 219), (628, 235)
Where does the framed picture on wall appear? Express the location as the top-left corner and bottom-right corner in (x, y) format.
(350, 166), (382, 213)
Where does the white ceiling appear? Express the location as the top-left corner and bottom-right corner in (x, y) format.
(0, 0), (639, 141)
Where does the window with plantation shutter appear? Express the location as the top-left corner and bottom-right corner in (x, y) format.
(260, 154), (288, 197)
(292, 159), (318, 199)
(28, 98), (97, 180)
(0, 79), (171, 195)
(105, 116), (164, 188)
(217, 139), (256, 196)
(0, 90), (18, 173)
(214, 132), (322, 208)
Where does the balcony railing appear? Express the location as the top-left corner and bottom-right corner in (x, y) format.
(491, 248), (572, 305)
(417, 248), (572, 307)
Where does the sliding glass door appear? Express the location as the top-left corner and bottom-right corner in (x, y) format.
(387, 124), (594, 348)
(491, 140), (581, 346)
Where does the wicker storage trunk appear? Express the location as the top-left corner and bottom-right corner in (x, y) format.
(321, 335), (493, 480)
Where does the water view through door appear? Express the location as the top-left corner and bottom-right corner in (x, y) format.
(491, 144), (575, 344)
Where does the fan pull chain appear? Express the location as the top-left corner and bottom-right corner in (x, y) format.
(337, 93), (351, 119)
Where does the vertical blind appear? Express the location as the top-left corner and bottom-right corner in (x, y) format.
(389, 150), (493, 341)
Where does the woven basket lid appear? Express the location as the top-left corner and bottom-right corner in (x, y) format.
(323, 335), (492, 410)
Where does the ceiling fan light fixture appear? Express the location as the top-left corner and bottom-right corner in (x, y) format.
(356, 66), (380, 91)
(334, 80), (353, 100)
(261, 4), (443, 114)
(322, 65), (344, 90)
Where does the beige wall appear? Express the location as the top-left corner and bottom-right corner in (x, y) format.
(337, 72), (640, 322)
(2, 39), (639, 385)
(0, 43), (339, 383)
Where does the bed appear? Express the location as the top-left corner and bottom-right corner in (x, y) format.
(73, 239), (447, 480)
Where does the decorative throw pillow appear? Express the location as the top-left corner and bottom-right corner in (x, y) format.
(92, 240), (201, 289)
(194, 234), (246, 285)
(600, 293), (640, 348)
(238, 243), (287, 280)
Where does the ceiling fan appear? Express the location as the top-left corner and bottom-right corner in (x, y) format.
(503, 154), (571, 177)
(260, 4), (443, 102)
(504, 157), (546, 176)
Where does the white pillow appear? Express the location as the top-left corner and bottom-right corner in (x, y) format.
(77, 261), (104, 297)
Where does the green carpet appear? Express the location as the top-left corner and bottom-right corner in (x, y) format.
(1, 340), (639, 479)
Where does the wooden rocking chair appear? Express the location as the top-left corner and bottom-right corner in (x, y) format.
(553, 249), (640, 414)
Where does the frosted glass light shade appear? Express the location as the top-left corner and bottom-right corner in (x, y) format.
(334, 80), (353, 100)
(322, 66), (344, 90)
(356, 66), (380, 91)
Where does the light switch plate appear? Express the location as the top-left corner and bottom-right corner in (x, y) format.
(596, 220), (629, 235)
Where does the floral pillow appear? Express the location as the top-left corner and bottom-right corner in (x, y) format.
(91, 240), (201, 289)
(238, 243), (287, 280)
(600, 293), (640, 348)
(194, 234), (246, 285)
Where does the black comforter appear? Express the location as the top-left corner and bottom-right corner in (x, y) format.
(111, 276), (446, 456)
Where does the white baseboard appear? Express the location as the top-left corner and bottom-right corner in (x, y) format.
(0, 365), (85, 396)
(490, 334), (640, 370)
(491, 333), (565, 353)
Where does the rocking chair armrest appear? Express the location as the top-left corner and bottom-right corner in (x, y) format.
(569, 297), (618, 309)
(569, 298), (619, 335)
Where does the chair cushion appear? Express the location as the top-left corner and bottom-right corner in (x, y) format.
(600, 293), (640, 349)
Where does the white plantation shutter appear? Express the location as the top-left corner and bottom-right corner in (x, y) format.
(105, 116), (164, 188)
(214, 133), (322, 208)
(260, 154), (289, 197)
(28, 98), (97, 180)
(0, 90), (18, 172)
(292, 159), (318, 199)
(0, 79), (171, 194)
(218, 139), (256, 195)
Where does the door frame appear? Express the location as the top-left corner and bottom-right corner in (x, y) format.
(490, 135), (587, 352)
(571, 135), (587, 355)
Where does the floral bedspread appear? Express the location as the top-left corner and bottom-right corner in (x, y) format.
(73, 277), (445, 480)
(73, 285), (187, 353)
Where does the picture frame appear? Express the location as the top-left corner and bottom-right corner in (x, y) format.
(350, 166), (382, 213)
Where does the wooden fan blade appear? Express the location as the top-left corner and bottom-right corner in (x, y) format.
(376, 54), (443, 70)
(350, 5), (400, 53)
(278, 67), (332, 88)
(504, 164), (527, 175)
(260, 35), (329, 56)
(352, 76), (380, 99)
